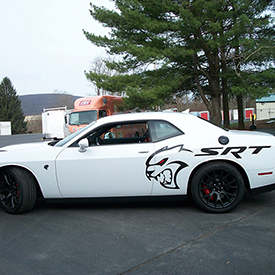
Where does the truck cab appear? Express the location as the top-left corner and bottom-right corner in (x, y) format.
(68, 96), (123, 133)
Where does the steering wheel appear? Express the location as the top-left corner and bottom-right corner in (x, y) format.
(95, 137), (103, 145)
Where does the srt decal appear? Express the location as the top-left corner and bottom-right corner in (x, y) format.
(195, 146), (271, 159)
(145, 144), (189, 189)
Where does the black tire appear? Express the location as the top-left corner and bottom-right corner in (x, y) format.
(191, 162), (245, 213)
(0, 167), (37, 214)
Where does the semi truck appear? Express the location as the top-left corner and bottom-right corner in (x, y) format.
(68, 95), (123, 133)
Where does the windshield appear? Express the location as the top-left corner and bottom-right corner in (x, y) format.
(55, 122), (96, 147)
(69, 110), (97, 125)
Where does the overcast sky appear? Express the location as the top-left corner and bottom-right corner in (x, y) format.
(0, 0), (114, 97)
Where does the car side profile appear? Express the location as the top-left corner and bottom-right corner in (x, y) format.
(0, 112), (275, 214)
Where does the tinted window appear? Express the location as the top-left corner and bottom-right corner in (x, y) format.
(86, 121), (150, 146)
(150, 120), (183, 142)
(99, 110), (107, 118)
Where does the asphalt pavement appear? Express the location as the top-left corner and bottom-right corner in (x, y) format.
(0, 193), (274, 274)
(0, 133), (274, 274)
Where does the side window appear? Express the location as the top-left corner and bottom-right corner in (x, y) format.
(87, 121), (150, 146)
(99, 110), (107, 118)
(150, 120), (183, 142)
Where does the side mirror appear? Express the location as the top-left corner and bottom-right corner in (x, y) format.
(78, 138), (89, 153)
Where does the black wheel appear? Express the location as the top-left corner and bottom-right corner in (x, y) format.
(191, 162), (245, 213)
(0, 167), (37, 214)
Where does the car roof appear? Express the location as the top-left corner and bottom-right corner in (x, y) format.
(97, 111), (192, 124)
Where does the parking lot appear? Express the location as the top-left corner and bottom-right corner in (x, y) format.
(0, 134), (275, 274)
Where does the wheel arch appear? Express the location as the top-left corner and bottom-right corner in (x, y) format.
(0, 165), (44, 199)
(187, 159), (251, 196)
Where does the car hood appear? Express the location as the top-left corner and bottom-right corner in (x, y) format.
(0, 141), (63, 164)
(0, 141), (52, 151)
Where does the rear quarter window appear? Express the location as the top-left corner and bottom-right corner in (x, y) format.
(150, 120), (183, 142)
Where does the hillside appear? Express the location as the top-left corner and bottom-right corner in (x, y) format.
(19, 94), (80, 116)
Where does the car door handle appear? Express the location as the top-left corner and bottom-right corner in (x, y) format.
(138, 150), (149, 153)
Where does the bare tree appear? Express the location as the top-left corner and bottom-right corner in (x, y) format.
(52, 90), (75, 109)
(87, 56), (119, 96)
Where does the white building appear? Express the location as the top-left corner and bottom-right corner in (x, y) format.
(256, 94), (275, 120)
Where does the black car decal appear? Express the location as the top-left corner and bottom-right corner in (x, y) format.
(145, 144), (272, 190)
(195, 145), (271, 158)
(145, 144), (189, 189)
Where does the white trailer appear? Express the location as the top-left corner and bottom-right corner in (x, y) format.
(42, 107), (71, 139)
(0, 122), (11, 135)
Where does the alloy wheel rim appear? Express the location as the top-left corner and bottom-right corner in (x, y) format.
(0, 173), (19, 210)
(199, 169), (239, 209)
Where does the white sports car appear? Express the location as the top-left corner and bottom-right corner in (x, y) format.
(0, 112), (275, 214)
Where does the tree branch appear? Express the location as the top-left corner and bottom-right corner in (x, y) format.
(235, 46), (275, 77)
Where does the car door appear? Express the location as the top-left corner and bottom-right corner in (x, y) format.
(55, 121), (155, 198)
(146, 120), (190, 196)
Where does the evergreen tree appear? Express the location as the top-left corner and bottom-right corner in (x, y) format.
(0, 77), (26, 134)
(84, 0), (275, 126)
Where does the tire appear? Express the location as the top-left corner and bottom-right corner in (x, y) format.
(0, 167), (37, 214)
(191, 162), (245, 213)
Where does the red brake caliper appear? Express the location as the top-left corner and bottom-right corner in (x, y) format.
(16, 183), (19, 196)
(203, 185), (213, 200)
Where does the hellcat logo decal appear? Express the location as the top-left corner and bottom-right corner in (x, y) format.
(145, 145), (190, 189)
